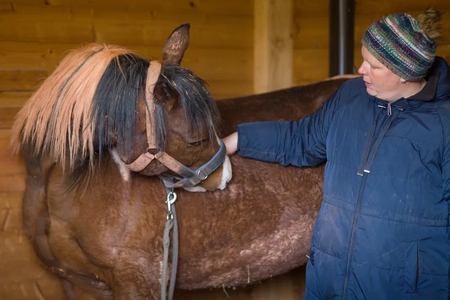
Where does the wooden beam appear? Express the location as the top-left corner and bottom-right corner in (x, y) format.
(254, 0), (293, 93)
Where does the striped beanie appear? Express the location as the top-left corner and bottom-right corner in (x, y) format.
(362, 13), (437, 81)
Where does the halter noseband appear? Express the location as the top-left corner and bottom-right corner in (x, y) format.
(125, 60), (226, 188)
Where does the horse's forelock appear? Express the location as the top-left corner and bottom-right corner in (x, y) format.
(158, 65), (220, 144)
(93, 54), (149, 159)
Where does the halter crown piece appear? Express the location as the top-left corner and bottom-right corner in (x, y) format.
(126, 61), (226, 188)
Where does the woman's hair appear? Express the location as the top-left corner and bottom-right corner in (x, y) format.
(417, 8), (443, 42)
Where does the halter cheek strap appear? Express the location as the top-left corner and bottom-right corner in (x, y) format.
(125, 61), (227, 187)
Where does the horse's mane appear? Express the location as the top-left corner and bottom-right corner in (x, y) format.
(10, 43), (220, 170)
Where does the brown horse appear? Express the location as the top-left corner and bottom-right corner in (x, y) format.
(11, 24), (352, 299)
(10, 24), (233, 299)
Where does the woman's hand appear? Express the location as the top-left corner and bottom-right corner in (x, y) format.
(222, 132), (238, 156)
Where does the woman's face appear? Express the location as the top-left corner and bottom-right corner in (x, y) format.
(358, 46), (404, 101)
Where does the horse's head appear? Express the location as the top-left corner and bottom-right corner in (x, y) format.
(114, 25), (231, 191)
(11, 24), (231, 192)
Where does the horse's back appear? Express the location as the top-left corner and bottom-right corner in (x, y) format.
(217, 78), (348, 135)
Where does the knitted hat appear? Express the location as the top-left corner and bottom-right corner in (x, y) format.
(361, 13), (437, 81)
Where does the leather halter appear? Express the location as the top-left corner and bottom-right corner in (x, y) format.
(125, 61), (226, 188)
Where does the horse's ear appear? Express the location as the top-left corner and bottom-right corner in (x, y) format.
(154, 82), (178, 111)
(161, 23), (190, 65)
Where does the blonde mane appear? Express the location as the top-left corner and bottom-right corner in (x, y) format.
(10, 44), (134, 168)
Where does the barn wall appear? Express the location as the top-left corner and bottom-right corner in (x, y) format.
(0, 0), (253, 100)
(1, 0), (450, 299)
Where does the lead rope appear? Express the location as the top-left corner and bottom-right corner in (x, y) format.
(161, 185), (179, 300)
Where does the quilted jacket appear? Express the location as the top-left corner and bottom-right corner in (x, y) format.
(237, 57), (450, 299)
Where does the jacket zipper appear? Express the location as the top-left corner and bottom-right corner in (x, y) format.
(342, 174), (368, 300)
(342, 104), (397, 299)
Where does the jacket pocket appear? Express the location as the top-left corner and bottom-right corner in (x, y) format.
(404, 241), (419, 294)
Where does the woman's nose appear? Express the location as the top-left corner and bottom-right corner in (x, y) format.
(357, 63), (366, 75)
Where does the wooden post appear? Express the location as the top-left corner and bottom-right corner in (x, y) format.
(254, 0), (293, 94)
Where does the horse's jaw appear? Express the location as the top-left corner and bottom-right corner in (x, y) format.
(183, 155), (232, 193)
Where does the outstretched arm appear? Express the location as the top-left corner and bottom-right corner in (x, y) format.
(223, 132), (238, 155)
(223, 86), (343, 167)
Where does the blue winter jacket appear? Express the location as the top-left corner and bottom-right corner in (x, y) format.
(237, 57), (450, 300)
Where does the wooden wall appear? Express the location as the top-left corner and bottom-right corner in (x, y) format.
(1, 0), (450, 299)
(0, 0), (253, 100)
(293, 0), (450, 85)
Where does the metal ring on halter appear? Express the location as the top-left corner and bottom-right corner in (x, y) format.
(196, 169), (209, 180)
(147, 148), (160, 155)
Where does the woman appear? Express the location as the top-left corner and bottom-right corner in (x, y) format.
(224, 8), (450, 300)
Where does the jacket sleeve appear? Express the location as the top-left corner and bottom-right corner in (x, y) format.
(236, 86), (342, 167)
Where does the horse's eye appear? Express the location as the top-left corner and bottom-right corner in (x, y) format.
(188, 138), (207, 146)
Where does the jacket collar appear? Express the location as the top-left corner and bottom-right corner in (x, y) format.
(407, 62), (439, 102)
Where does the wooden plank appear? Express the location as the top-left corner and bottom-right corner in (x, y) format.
(437, 45), (450, 62)
(0, 192), (23, 209)
(294, 0), (329, 18)
(0, 41), (92, 72)
(0, 70), (47, 91)
(0, 209), (8, 231)
(0, 280), (65, 300)
(0, 155), (26, 178)
(0, 130), (26, 193)
(45, 0), (253, 16)
(9, 4), (92, 23)
(292, 16), (329, 50)
(0, 41), (82, 53)
(0, 107), (21, 129)
(254, 0), (293, 93)
(2, 208), (22, 231)
(0, 91), (33, 107)
(0, 20), (93, 43)
(1, 3), (73, 22)
(355, 1), (393, 16)
(183, 49), (253, 82)
(0, 174), (25, 192)
(93, 14), (253, 48)
(0, 41), (253, 78)
(0, 193), (11, 209)
(207, 80), (253, 99)
(293, 49), (329, 84)
(391, 0), (450, 12)
(0, 3), (14, 12)
(10, 0), (47, 4)
(0, 129), (14, 149)
(356, 0), (450, 15)
(0, 232), (48, 280)
(0, 51), (59, 71)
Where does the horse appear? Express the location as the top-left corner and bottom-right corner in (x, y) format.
(10, 24), (233, 299)
(11, 23), (353, 299)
